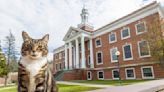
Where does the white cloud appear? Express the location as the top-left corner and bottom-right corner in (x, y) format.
(0, 0), (163, 60)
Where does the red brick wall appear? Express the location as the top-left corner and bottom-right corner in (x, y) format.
(0, 78), (5, 84)
(84, 63), (164, 80)
(53, 51), (65, 74)
(92, 13), (160, 69)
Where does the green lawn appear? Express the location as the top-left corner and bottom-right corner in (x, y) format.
(71, 80), (152, 86)
(0, 84), (99, 92)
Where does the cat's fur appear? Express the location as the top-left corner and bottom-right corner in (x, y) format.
(18, 31), (58, 92)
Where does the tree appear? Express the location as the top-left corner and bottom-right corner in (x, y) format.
(0, 46), (8, 77)
(4, 30), (17, 86)
(143, 16), (164, 68)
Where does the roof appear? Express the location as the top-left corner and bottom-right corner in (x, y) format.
(53, 45), (65, 54)
(95, 1), (158, 32)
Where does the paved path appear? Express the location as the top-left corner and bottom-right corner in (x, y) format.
(57, 81), (110, 88)
(88, 79), (164, 92)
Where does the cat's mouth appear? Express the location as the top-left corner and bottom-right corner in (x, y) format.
(32, 54), (37, 57)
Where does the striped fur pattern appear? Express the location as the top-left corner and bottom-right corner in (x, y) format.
(18, 31), (58, 92)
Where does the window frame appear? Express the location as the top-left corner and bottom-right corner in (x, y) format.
(125, 68), (136, 79)
(87, 71), (92, 80)
(110, 47), (118, 63)
(141, 66), (154, 79)
(112, 69), (119, 80)
(137, 40), (151, 58)
(121, 27), (131, 40)
(109, 32), (117, 43)
(97, 70), (104, 80)
(122, 43), (133, 61)
(135, 21), (147, 35)
(95, 38), (102, 48)
(96, 51), (103, 65)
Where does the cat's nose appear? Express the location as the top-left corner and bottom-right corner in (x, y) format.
(32, 50), (36, 53)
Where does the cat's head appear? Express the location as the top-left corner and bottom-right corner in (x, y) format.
(21, 31), (49, 60)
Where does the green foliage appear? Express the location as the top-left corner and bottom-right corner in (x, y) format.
(143, 17), (164, 68)
(0, 48), (8, 77)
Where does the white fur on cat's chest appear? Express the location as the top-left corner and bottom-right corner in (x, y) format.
(20, 56), (47, 77)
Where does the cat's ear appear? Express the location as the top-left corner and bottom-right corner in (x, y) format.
(22, 31), (31, 41)
(42, 34), (49, 43)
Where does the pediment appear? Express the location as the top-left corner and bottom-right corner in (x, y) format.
(63, 27), (80, 41)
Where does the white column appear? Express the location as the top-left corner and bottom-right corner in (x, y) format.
(89, 39), (94, 68)
(73, 46), (76, 68)
(69, 42), (72, 70)
(64, 44), (68, 70)
(75, 39), (79, 68)
(81, 36), (86, 68)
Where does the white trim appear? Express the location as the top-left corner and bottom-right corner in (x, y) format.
(125, 68), (136, 79)
(95, 38), (102, 48)
(96, 51), (103, 65)
(93, 3), (159, 38)
(141, 66), (154, 79)
(109, 32), (117, 43)
(135, 21), (147, 35)
(110, 47), (118, 63)
(137, 40), (151, 58)
(112, 69), (119, 80)
(122, 43), (133, 61)
(121, 27), (131, 40)
(87, 71), (92, 80)
(97, 70), (104, 80)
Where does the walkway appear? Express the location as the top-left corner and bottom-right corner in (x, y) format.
(57, 81), (110, 88)
(88, 79), (164, 92)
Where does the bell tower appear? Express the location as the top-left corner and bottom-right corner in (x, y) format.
(78, 5), (94, 31)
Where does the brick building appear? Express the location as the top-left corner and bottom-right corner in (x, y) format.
(53, 2), (164, 80)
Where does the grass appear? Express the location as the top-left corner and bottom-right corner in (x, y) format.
(71, 80), (152, 86)
(0, 84), (99, 92)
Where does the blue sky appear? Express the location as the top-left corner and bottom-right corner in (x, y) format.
(0, 0), (163, 60)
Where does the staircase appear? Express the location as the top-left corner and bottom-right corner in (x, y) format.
(54, 69), (86, 81)
(54, 70), (65, 81)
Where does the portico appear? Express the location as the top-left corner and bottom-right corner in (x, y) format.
(63, 30), (94, 70)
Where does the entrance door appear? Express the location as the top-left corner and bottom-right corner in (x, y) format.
(87, 71), (92, 80)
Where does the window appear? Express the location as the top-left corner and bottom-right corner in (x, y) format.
(123, 44), (133, 61)
(97, 71), (104, 80)
(138, 41), (150, 58)
(95, 38), (102, 47)
(88, 55), (91, 65)
(110, 47), (118, 62)
(59, 63), (62, 70)
(121, 27), (130, 39)
(109, 32), (117, 43)
(96, 51), (103, 65)
(87, 71), (92, 80)
(125, 68), (135, 79)
(136, 21), (146, 35)
(55, 54), (58, 60)
(112, 69), (119, 79)
(141, 66), (154, 79)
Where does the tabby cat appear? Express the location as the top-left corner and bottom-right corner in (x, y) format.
(18, 31), (58, 92)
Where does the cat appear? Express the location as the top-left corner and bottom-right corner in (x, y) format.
(18, 31), (58, 92)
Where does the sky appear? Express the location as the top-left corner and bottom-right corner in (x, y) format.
(0, 0), (164, 60)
